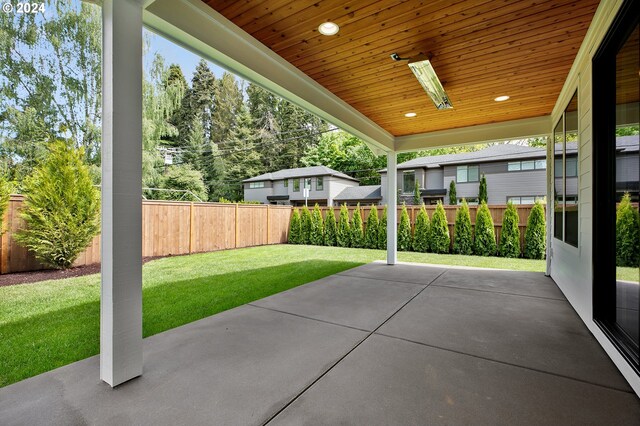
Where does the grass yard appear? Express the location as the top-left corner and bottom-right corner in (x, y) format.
(0, 244), (597, 387)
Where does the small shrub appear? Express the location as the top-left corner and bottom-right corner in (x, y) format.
(449, 180), (457, 205)
(398, 203), (412, 251)
(324, 207), (337, 246)
(310, 204), (324, 245)
(479, 174), (488, 204)
(616, 193), (640, 267)
(300, 206), (312, 244)
(288, 208), (302, 244)
(474, 201), (497, 256)
(364, 206), (379, 249)
(378, 205), (387, 250)
(0, 176), (10, 235)
(453, 200), (473, 255)
(412, 204), (430, 252)
(430, 201), (450, 254)
(499, 202), (521, 258)
(15, 141), (100, 269)
(351, 204), (364, 248)
(413, 180), (421, 205)
(524, 200), (546, 259)
(337, 204), (351, 248)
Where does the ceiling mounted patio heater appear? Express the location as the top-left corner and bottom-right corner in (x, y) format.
(392, 53), (453, 110)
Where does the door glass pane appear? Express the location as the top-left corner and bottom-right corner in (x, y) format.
(554, 119), (564, 240)
(615, 24), (639, 346)
(565, 92), (579, 247)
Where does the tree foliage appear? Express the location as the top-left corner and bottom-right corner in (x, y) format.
(413, 181), (421, 205)
(337, 204), (351, 248)
(288, 208), (301, 244)
(453, 200), (473, 255)
(499, 202), (521, 258)
(398, 204), (412, 251)
(479, 174), (488, 204)
(310, 204), (324, 245)
(616, 193), (640, 267)
(430, 202), (450, 254)
(412, 204), (430, 253)
(324, 207), (337, 246)
(15, 141), (100, 269)
(474, 201), (496, 256)
(378, 205), (387, 250)
(0, 175), (10, 234)
(524, 200), (546, 260)
(364, 206), (379, 249)
(159, 164), (207, 202)
(449, 180), (457, 205)
(350, 204), (364, 248)
(300, 205), (312, 245)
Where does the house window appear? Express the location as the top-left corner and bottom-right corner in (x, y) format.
(508, 160), (546, 171)
(507, 196), (545, 205)
(293, 179), (300, 192)
(249, 181), (265, 189)
(459, 197), (479, 205)
(304, 177), (312, 190)
(283, 179), (288, 188)
(316, 177), (323, 191)
(403, 171), (415, 193)
(456, 165), (479, 183)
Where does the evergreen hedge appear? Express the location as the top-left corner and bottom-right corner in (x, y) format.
(300, 205), (312, 244)
(479, 174), (488, 204)
(413, 181), (421, 205)
(473, 201), (496, 256)
(16, 141), (100, 269)
(378, 205), (387, 250)
(288, 208), (302, 244)
(398, 203), (412, 251)
(453, 200), (473, 255)
(364, 206), (379, 249)
(498, 202), (521, 258)
(337, 204), (351, 248)
(351, 204), (364, 248)
(616, 193), (640, 267)
(412, 204), (430, 252)
(324, 207), (337, 246)
(309, 204), (324, 245)
(449, 180), (457, 205)
(0, 176), (10, 235)
(430, 201), (450, 254)
(524, 200), (546, 259)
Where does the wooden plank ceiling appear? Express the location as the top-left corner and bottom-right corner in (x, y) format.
(203, 0), (600, 137)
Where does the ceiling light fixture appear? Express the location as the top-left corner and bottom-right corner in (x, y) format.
(404, 112), (417, 117)
(318, 22), (339, 36)
(392, 53), (452, 110)
(494, 95), (510, 102)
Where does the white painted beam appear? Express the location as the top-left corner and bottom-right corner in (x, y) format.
(101, 0), (144, 387)
(143, 0), (394, 154)
(386, 152), (397, 265)
(394, 116), (551, 152)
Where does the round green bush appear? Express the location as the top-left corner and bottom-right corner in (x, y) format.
(453, 200), (473, 255)
(430, 201), (450, 254)
(398, 203), (412, 251)
(309, 204), (324, 246)
(499, 202), (521, 258)
(412, 204), (430, 253)
(351, 204), (364, 248)
(524, 200), (546, 260)
(378, 205), (387, 250)
(616, 193), (640, 267)
(288, 208), (302, 244)
(337, 204), (351, 248)
(364, 206), (379, 249)
(300, 206), (312, 245)
(324, 207), (337, 246)
(473, 201), (496, 256)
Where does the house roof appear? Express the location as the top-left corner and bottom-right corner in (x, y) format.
(243, 166), (358, 183)
(334, 185), (382, 202)
(615, 135), (640, 154)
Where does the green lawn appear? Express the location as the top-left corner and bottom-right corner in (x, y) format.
(0, 244), (607, 387)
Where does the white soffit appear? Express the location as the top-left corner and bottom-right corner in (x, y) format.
(143, 0), (394, 154)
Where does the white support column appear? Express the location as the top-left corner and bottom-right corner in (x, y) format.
(101, 0), (143, 387)
(545, 135), (553, 276)
(386, 152), (398, 265)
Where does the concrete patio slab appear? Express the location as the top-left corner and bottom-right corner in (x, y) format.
(378, 284), (631, 391)
(0, 305), (366, 426)
(251, 273), (425, 331)
(337, 261), (446, 285)
(271, 334), (640, 426)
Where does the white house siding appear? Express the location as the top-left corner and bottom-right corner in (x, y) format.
(616, 155), (639, 182)
(243, 181), (273, 203)
(549, 0), (639, 395)
(328, 176), (359, 206)
(426, 169), (444, 190)
(272, 180), (288, 196)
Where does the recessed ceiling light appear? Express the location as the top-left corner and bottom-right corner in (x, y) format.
(494, 95), (510, 102)
(404, 112), (417, 118)
(318, 22), (339, 36)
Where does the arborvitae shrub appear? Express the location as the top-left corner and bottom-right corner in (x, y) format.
(449, 180), (457, 205)
(474, 201), (497, 256)
(412, 204), (430, 252)
(0, 176), (10, 235)
(524, 200), (546, 260)
(310, 204), (324, 245)
(378, 205), (387, 250)
(413, 181), (421, 205)
(300, 205), (312, 244)
(288, 208), (302, 244)
(364, 206), (379, 249)
(337, 204), (351, 248)
(430, 201), (450, 254)
(351, 203), (364, 248)
(499, 202), (521, 258)
(16, 141), (100, 269)
(616, 193), (640, 267)
(479, 174), (488, 204)
(398, 203), (412, 251)
(324, 207), (337, 246)
(453, 200), (473, 255)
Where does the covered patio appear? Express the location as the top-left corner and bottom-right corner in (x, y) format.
(1, 262), (638, 424)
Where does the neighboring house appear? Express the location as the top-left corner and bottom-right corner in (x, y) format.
(332, 185), (382, 206)
(242, 166), (359, 206)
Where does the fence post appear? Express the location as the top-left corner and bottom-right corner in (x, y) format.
(266, 204), (270, 245)
(234, 203), (239, 248)
(189, 202), (194, 254)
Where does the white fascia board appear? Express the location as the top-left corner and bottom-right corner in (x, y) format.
(394, 116), (551, 153)
(143, 0), (394, 154)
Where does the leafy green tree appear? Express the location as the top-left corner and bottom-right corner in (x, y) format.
(300, 205), (312, 245)
(288, 208), (302, 244)
(398, 204), (412, 251)
(0, 176), (10, 234)
(499, 202), (521, 258)
(15, 141), (100, 269)
(616, 193), (640, 267)
(310, 204), (324, 245)
(449, 180), (457, 205)
(474, 201), (497, 256)
(524, 200), (546, 260)
(453, 200), (473, 255)
(159, 164), (207, 202)
(350, 204), (364, 248)
(413, 181), (421, 205)
(430, 202), (450, 254)
(364, 206), (379, 249)
(479, 174), (488, 204)
(378, 205), (387, 250)
(337, 204), (351, 248)
(324, 207), (337, 246)
(412, 204), (430, 252)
